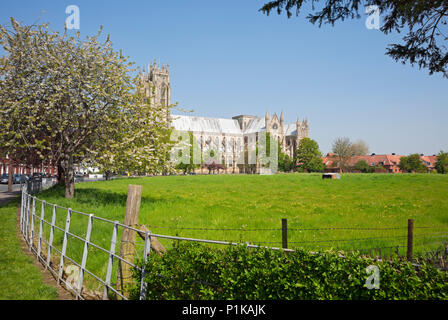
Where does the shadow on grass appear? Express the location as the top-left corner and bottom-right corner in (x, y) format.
(38, 184), (181, 209)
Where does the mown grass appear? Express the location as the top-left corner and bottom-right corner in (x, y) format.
(0, 199), (58, 300)
(34, 173), (448, 291)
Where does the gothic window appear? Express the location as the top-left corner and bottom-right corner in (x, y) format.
(161, 86), (168, 106)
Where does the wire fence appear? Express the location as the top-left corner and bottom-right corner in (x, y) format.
(139, 221), (448, 259)
(18, 184), (448, 300)
(19, 187), (299, 300)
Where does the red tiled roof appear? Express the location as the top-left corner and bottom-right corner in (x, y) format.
(322, 154), (437, 169)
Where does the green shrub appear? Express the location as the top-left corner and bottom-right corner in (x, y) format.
(132, 242), (448, 300)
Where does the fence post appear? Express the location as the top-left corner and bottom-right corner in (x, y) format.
(407, 219), (414, 262)
(282, 218), (288, 249)
(47, 205), (57, 269)
(29, 197), (36, 248)
(20, 187), (24, 232)
(103, 221), (119, 300)
(117, 184), (142, 297)
(58, 208), (72, 284)
(139, 231), (152, 300)
(20, 189), (25, 234)
(25, 194), (31, 243)
(77, 214), (93, 299)
(37, 201), (45, 260)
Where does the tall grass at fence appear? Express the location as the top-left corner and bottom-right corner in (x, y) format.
(33, 173), (448, 293)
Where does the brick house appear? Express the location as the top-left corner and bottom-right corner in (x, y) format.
(322, 153), (438, 173)
(0, 157), (58, 176)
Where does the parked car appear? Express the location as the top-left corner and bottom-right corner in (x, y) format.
(0, 174), (9, 184)
(13, 174), (27, 184)
(32, 172), (43, 179)
(75, 172), (84, 178)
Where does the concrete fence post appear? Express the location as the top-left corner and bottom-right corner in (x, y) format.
(58, 208), (72, 284)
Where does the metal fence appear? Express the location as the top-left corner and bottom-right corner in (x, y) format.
(24, 177), (58, 195)
(18, 186), (295, 300)
(18, 182), (448, 300)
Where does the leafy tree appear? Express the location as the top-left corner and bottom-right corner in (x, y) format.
(331, 137), (370, 172)
(331, 137), (353, 172)
(260, 0), (448, 78)
(175, 132), (201, 174)
(0, 19), (173, 198)
(278, 151), (295, 172)
(203, 161), (226, 174)
(399, 154), (427, 173)
(354, 159), (370, 173)
(351, 140), (370, 156)
(294, 137), (324, 172)
(435, 151), (448, 174)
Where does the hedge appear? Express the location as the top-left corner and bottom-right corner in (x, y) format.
(132, 242), (448, 300)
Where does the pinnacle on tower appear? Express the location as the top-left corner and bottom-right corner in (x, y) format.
(265, 110), (270, 131)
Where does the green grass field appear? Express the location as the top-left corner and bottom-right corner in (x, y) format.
(33, 173), (448, 291)
(0, 199), (58, 300)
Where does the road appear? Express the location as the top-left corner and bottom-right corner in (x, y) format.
(0, 183), (21, 206)
(0, 176), (117, 207)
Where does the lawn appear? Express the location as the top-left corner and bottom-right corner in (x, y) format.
(0, 199), (58, 300)
(36, 173), (448, 255)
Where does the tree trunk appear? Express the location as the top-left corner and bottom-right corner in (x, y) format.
(64, 154), (75, 199)
(7, 161), (13, 192)
(57, 162), (65, 186)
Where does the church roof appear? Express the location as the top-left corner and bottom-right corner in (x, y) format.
(171, 115), (243, 135)
(171, 114), (297, 136)
(244, 117), (266, 134)
(284, 123), (297, 136)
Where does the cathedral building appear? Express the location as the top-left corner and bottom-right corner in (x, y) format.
(138, 61), (310, 173)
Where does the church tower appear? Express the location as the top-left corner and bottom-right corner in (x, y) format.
(138, 59), (171, 107)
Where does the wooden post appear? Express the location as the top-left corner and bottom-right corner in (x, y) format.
(282, 219), (287, 249)
(407, 219), (414, 262)
(117, 185), (142, 297)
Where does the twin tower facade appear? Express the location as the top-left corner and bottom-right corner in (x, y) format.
(138, 61), (310, 171)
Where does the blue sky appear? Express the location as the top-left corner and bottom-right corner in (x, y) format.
(1, 0), (447, 155)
